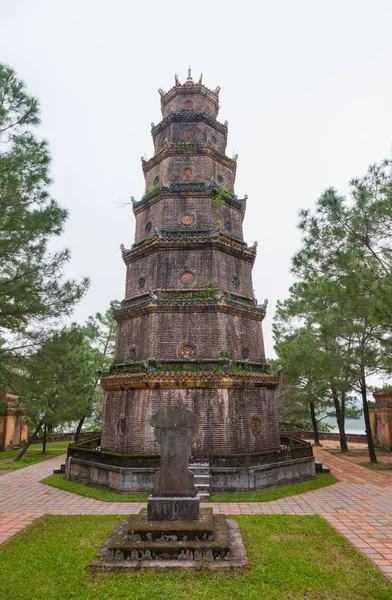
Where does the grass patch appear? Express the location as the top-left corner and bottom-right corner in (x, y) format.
(0, 449), (67, 470)
(41, 474), (149, 502)
(30, 441), (71, 449)
(210, 473), (337, 502)
(360, 461), (392, 471)
(0, 514), (390, 599)
(326, 448), (391, 458)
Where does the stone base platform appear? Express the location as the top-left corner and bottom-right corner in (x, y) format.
(89, 508), (249, 572)
(147, 495), (200, 521)
(66, 455), (315, 494)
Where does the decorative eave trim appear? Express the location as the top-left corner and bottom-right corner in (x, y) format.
(132, 183), (246, 213)
(151, 111), (227, 138)
(101, 372), (279, 391)
(160, 84), (220, 107)
(112, 291), (266, 323)
(142, 146), (236, 175)
(122, 231), (257, 264)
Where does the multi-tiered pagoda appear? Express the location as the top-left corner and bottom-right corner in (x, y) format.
(66, 72), (315, 493)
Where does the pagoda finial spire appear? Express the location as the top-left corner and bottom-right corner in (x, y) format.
(187, 66), (193, 82)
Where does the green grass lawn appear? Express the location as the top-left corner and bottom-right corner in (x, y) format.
(0, 448), (67, 470)
(325, 448), (392, 473)
(360, 461), (392, 471)
(0, 514), (390, 600)
(41, 473), (336, 504)
(41, 474), (149, 502)
(210, 473), (337, 502)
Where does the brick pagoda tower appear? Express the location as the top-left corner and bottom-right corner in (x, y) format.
(66, 72), (314, 493)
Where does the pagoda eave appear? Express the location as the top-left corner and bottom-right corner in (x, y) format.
(151, 111), (228, 137)
(161, 84), (219, 107)
(142, 147), (237, 174)
(122, 232), (257, 264)
(112, 301), (266, 323)
(100, 372), (279, 392)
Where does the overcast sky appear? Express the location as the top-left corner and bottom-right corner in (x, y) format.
(1, 0), (392, 356)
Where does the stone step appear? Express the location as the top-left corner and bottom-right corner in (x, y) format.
(190, 468), (210, 476)
(193, 474), (209, 483)
(199, 493), (210, 501)
(189, 463), (210, 500)
(53, 463), (66, 475)
(315, 460), (331, 474)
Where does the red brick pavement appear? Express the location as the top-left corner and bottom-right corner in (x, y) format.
(0, 450), (392, 581)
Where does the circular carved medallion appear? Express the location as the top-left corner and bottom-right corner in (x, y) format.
(183, 168), (192, 178)
(181, 344), (195, 359)
(184, 130), (193, 139)
(181, 213), (195, 226)
(180, 271), (195, 285)
(184, 101), (194, 110)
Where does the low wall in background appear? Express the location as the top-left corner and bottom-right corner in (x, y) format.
(29, 429), (368, 445)
(283, 431), (367, 443)
(31, 432), (101, 444)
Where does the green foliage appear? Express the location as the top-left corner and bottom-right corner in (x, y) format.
(18, 325), (100, 430)
(0, 399), (8, 416)
(142, 183), (162, 199)
(212, 186), (230, 229)
(0, 63), (88, 380)
(41, 474), (148, 501)
(80, 309), (117, 431)
(274, 156), (392, 459)
(0, 514), (390, 600)
(218, 349), (231, 359)
(211, 473), (337, 501)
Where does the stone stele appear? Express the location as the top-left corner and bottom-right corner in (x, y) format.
(148, 405), (200, 521)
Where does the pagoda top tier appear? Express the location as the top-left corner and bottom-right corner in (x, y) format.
(159, 70), (220, 119)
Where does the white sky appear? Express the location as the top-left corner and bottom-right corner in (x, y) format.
(1, 0), (392, 357)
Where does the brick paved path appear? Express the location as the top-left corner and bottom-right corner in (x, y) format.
(1, 449), (392, 581)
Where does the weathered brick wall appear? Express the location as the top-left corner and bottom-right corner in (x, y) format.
(115, 311), (265, 362)
(134, 196), (244, 244)
(161, 90), (218, 119)
(144, 154), (235, 193)
(101, 387), (280, 458)
(153, 121), (226, 155)
(125, 247), (254, 298)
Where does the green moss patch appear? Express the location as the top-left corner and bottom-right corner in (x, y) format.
(0, 514), (390, 599)
(41, 474), (148, 502)
(210, 473), (337, 502)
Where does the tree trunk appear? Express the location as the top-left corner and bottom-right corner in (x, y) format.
(13, 418), (45, 461)
(74, 414), (86, 443)
(331, 387), (349, 452)
(42, 422), (47, 454)
(360, 376), (377, 463)
(309, 400), (321, 446)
